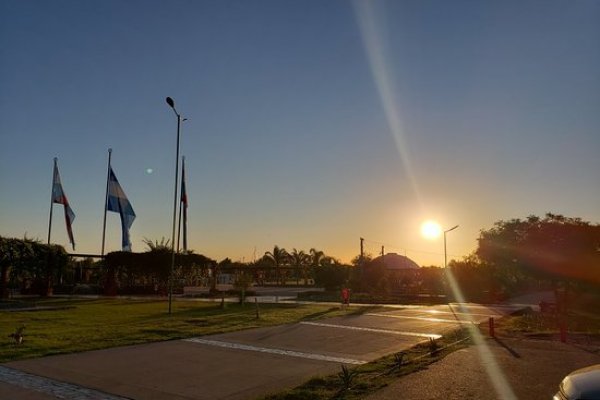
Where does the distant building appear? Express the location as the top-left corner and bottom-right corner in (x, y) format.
(372, 253), (420, 270)
(371, 253), (420, 293)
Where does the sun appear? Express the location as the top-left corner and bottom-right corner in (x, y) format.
(420, 220), (442, 240)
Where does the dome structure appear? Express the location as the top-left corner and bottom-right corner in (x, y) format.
(372, 253), (420, 270)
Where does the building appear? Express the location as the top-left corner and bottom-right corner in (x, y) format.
(371, 253), (420, 293)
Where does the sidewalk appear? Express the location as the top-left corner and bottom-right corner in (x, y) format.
(366, 336), (600, 400)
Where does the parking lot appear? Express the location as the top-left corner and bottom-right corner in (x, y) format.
(1, 303), (517, 400)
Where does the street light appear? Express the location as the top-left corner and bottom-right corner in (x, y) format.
(166, 96), (183, 314)
(444, 225), (459, 268)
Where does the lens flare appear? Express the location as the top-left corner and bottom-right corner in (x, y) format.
(352, 3), (517, 398)
(445, 270), (518, 400)
(353, 0), (421, 205)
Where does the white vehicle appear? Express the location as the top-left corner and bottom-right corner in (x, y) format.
(554, 364), (600, 400)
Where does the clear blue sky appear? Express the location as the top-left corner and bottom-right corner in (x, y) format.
(1, 0), (599, 266)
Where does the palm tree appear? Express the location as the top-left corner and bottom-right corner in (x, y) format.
(310, 248), (331, 267)
(289, 248), (310, 285)
(309, 248), (333, 284)
(264, 246), (289, 286)
(143, 237), (171, 252)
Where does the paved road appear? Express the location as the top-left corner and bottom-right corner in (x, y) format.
(1, 303), (519, 400)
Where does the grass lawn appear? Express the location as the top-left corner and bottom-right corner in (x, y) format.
(0, 298), (349, 363)
(496, 292), (600, 337)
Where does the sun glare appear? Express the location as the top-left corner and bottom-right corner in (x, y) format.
(421, 220), (442, 240)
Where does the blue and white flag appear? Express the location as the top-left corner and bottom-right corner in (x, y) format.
(106, 167), (136, 251)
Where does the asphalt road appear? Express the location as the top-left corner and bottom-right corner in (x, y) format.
(1, 303), (520, 400)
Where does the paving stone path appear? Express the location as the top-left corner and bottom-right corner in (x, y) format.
(0, 366), (129, 400)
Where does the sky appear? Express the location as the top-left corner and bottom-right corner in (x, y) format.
(1, 0), (599, 267)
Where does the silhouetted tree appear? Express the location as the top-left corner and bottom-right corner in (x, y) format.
(0, 237), (70, 297)
(0, 237), (21, 298)
(143, 237), (171, 251)
(264, 246), (289, 285)
(417, 266), (446, 295)
(349, 253), (372, 292)
(448, 254), (501, 302)
(289, 248), (310, 285)
(477, 214), (600, 286)
(314, 264), (349, 291)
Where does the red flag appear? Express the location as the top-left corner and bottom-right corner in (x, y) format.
(52, 159), (75, 250)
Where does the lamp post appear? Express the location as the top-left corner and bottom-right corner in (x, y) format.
(443, 225), (459, 268)
(166, 96), (183, 314)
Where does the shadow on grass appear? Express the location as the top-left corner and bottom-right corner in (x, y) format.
(345, 306), (385, 316)
(301, 307), (341, 320)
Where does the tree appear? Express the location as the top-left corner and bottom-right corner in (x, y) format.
(314, 264), (349, 291)
(448, 254), (503, 302)
(289, 248), (310, 285)
(357, 257), (391, 294)
(0, 237), (20, 298)
(143, 237), (171, 251)
(309, 248), (332, 268)
(1, 237), (69, 297)
(40, 244), (69, 296)
(263, 246), (289, 285)
(348, 253), (372, 292)
(417, 266), (446, 295)
(350, 253), (372, 267)
(477, 214), (600, 286)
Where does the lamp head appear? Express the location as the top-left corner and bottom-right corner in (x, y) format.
(445, 225), (459, 233)
(166, 97), (175, 109)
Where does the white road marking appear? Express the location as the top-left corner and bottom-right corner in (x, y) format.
(183, 338), (367, 365)
(448, 303), (523, 311)
(0, 365), (128, 400)
(299, 321), (442, 339)
(422, 309), (503, 318)
(366, 312), (477, 325)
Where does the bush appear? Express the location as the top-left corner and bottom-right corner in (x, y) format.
(72, 284), (101, 295)
(314, 265), (349, 291)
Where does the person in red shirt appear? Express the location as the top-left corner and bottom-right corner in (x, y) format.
(341, 287), (350, 310)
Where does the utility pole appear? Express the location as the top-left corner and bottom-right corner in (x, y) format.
(360, 237), (364, 261)
(359, 237), (365, 288)
(381, 246), (384, 256)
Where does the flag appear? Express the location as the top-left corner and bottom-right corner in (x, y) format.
(106, 167), (136, 251)
(180, 157), (188, 252)
(52, 160), (76, 250)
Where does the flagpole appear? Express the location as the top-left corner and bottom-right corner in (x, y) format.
(47, 158), (57, 245)
(177, 192), (182, 253)
(181, 156), (187, 253)
(101, 148), (112, 256)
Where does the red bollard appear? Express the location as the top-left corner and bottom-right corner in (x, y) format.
(560, 322), (567, 343)
(489, 317), (495, 338)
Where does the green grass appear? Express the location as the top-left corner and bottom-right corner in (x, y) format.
(498, 311), (600, 335)
(497, 298), (600, 336)
(0, 298), (349, 363)
(258, 327), (472, 400)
